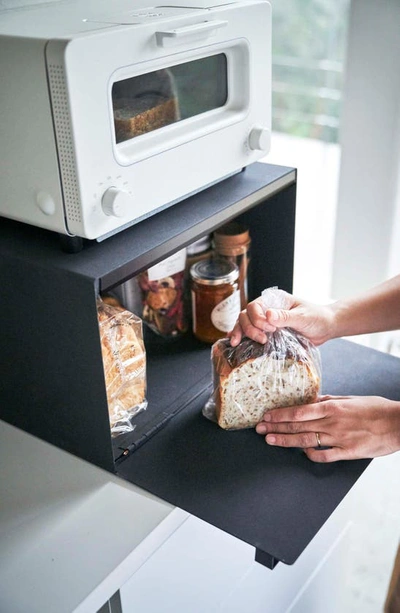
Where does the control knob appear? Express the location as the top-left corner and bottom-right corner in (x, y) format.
(248, 126), (270, 152)
(101, 187), (132, 218)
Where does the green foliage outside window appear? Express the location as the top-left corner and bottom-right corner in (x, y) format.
(271, 0), (350, 143)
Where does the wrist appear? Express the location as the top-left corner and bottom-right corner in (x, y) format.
(392, 401), (400, 451)
(328, 301), (351, 340)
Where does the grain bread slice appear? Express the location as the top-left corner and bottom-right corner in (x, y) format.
(113, 96), (179, 143)
(210, 337), (320, 430)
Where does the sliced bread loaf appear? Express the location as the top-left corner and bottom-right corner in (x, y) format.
(210, 337), (320, 430)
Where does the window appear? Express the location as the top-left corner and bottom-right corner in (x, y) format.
(266, 0), (351, 302)
(271, 0), (350, 143)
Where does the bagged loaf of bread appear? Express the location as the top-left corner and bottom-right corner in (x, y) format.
(203, 287), (321, 430)
(97, 296), (147, 436)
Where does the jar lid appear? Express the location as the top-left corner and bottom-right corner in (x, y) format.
(190, 258), (239, 285)
(213, 222), (251, 255)
(187, 235), (211, 256)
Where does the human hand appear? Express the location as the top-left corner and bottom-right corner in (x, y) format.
(255, 395), (400, 462)
(229, 292), (335, 347)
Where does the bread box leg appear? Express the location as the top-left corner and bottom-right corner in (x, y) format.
(255, 549), (279, 570)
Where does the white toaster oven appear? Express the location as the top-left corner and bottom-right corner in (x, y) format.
(0, 0), (271, 241)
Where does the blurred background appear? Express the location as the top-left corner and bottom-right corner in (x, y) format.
(263, 0), (400, 354)
(265, 0), (348, 302)
(263, 2), (400, 610)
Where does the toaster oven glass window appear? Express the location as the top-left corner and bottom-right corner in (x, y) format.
(112, 54), (228, 144)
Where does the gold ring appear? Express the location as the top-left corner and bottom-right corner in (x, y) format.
(315, 432), (321, 448)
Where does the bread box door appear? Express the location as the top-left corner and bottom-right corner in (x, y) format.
(116, 338), (400, 569)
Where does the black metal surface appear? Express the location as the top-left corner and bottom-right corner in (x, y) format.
(112, 335), (212, 460)
(0, 257), (115, 472)
(237, 181), (296, 296)
(117, 339), (400, 566)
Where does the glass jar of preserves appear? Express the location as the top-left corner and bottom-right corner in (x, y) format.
(213, 222), (251, 310)
(190, 258), (240, 344)
(184, 235), (214, 326)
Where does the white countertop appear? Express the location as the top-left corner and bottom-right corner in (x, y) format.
(0, 420), (188, 613)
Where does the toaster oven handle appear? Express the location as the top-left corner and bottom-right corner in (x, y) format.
(155, 20), (228, 47)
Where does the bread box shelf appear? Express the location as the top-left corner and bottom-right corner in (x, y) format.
(3, 162), (396, 569)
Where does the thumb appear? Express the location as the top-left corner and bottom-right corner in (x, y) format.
(266, 307), (300, 330)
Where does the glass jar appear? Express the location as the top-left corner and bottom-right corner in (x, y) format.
(213, 222), (251, 310)
(138, 248), (188, 339)
(186, 235), (213, 266)
(184, 235), (213, 325)
(190, 258), (240, 344)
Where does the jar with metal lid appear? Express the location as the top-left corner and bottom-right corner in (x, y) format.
(190, 258), (240, 344)
(213, 222), (251, 310)
(184, 235), (214, 325)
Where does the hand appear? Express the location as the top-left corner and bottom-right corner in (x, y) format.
(255, 395), (400, 462)
(229, 293), (336, 347)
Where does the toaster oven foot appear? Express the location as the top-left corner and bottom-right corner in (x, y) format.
(59, 234), (83, 253)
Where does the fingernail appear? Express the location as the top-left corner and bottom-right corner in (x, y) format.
(262, 413), (271, 421)
(256, 424), (267, 434)
(266, 435), (276, 444)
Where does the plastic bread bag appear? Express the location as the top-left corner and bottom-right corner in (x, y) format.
(203, 287), (321, 430)
(97, 296), (147, 436)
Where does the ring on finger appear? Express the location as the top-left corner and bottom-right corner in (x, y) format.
(315, 432), (322, 448)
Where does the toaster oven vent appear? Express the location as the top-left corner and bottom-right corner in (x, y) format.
(47, 64), (81, 225)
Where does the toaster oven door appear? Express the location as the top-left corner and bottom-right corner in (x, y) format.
(109, 38), (251, 167)
(111, 54), (228, 145)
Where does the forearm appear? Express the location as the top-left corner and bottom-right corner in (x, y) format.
(329, 274), (400, 340)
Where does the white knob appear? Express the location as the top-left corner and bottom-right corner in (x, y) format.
(36, 191), (56, 216)
(248, 126), (270, 152)
(101, 187), (132, 218)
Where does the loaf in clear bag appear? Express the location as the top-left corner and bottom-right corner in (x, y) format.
(203, 287), (321, 430)
(97, 296), (147, 436)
